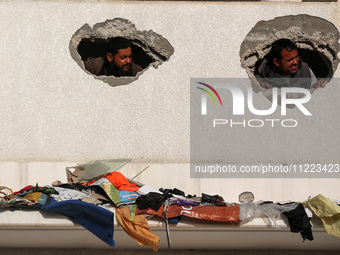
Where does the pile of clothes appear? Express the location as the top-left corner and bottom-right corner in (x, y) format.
(0, 160), (339, 251)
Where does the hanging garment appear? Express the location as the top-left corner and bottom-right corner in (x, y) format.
(116, 205), (160, 251)
(307, 194), (340, 238)
(42, 199), (115, 247)
(283, 203), (313, 241)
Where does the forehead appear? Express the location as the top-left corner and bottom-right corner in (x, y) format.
(280, 49), (298, 60)
(116, 47), (132, 56)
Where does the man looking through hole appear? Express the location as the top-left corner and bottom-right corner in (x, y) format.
(84, 37), (142, 77)
(255, 39), (324, 89)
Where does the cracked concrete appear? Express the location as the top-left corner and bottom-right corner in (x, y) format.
(69, 18), (174, 87)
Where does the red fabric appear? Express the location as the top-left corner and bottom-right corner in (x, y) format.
(105, 172), (139, 191)
(136, 204), (241, 223)
(13, 185), (43, 195)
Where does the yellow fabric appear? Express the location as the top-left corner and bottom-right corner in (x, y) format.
(24, 192), (42, 202)
(116, 206), (160, 251)
(307, 194), (340, 238)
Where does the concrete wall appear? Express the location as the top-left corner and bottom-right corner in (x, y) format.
(0, 1), (340, 250)
(0, 1), (338, 163)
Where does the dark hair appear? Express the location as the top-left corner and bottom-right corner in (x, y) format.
(106, 37), (133, 56)
(269, 39), (297, 60)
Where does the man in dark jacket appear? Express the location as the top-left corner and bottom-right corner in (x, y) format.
(255, 39), (323, 89)
(84, 37), (142, 77)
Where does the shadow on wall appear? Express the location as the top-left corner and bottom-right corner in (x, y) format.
(240, 14), (340, 102)
(70, 18), (174, 87)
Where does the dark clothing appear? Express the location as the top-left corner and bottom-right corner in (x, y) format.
(84, 56), (142, 77)
(256, 58), (313, 89)
(283, 203), (314, 241)
(42, 199), (115, 247)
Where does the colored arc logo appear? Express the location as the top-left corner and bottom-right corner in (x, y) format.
(196, 82), (223, 106)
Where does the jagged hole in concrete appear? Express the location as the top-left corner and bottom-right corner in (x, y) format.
(70, 18), (174, 87)
(240, 15), (340, 103)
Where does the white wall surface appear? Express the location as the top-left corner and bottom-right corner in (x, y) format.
(0, 1), (339, 162)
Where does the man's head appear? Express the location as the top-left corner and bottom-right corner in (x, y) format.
(269, 39), (300, 76)
(106, 37), (133, 76)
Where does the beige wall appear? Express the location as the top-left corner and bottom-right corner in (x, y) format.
(0, 1), (338, 163)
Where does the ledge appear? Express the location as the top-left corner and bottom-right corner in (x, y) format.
(0, 208), (339, 250)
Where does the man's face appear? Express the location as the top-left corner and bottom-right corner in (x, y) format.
(273, 49), (300, 76)
(106, 47), (133, 76)
(113, 47), (132, 71)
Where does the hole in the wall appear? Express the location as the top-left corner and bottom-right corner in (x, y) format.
(77, 38), (155, 70)
(69, 18), (174, 87)
(240, 14), (340, 97)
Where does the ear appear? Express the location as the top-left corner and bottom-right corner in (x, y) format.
(273, 58), (280, 67)
(106, 53), (114, 62)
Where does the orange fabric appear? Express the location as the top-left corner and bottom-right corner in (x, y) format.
(105, 172), (139, 191)
(116, 206), (160, 251)
(136, 204), (241, 223)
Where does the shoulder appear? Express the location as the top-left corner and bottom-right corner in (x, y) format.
(132, 63), (143, 76)
(84, 57), (105, 75)
(300, 60), (313, 78)
(256, 58), (272, 78)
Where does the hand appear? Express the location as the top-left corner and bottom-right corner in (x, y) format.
(311, 79), (325, 89)
(259, 81), (272, 89)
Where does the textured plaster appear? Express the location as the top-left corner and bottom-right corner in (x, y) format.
(0, 2), (339, 162)
(70, 18), (174, 87)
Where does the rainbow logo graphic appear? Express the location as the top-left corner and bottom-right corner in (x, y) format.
(196, 82), (223, 106)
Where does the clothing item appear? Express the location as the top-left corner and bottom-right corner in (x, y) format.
(160, 188), (185, 197)
(53, 186), (92, 201)
(105, 172), (139, 191)
(24, 192), (49, 206)
(283, 203), (313, 241)
(116, 205), (160, 251)
(201, 193), (226, 206)
(170, 199), (200, 207)
(307, 194), (340, 238)
(14, 185), (42, 195)
(256, 57), (316, 88)
(90, 178), (139, 206)
(14, 185), (57, 197)
(42, 199), (115, 247)
(136, 192), (171, 211)
(136, 204), (241, 223)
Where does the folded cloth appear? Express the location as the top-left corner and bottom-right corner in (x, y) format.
(41, 199), (115, 247)
(105, 172), (139, 191)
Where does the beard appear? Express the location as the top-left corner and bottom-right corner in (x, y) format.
(108, 62), (133, 77)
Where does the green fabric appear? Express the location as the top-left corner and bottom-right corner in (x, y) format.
(130, 204), (137, 222)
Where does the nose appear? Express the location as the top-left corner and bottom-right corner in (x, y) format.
(126, 57), (132, 64)
(292, 57), (299, 65)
